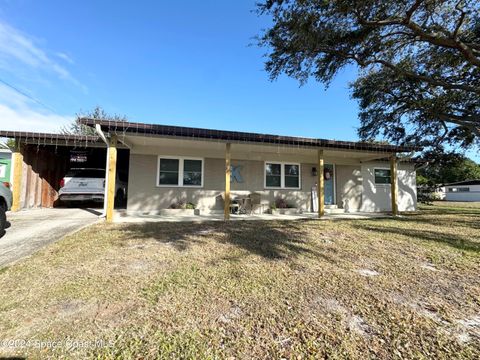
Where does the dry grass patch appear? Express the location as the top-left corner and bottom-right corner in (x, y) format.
(0, 203), (479, 358)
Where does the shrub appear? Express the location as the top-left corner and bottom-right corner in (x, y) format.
(169, 201), (196, 209)
(274, 197), (294, 209)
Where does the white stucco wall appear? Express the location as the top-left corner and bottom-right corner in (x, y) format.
(124, 139), (418, 214)
(335, 165), (363, 212)
(127, 154), (319, 213)
(445, 184), (480, 202)
(360, 161), (417, 212)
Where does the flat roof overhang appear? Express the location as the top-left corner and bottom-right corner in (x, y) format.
(0, 130), (128, 148)
(79, 118), (421, 154)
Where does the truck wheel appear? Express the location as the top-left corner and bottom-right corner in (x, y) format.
(0, 206), (6, 235)
(115, 190), (125, 207)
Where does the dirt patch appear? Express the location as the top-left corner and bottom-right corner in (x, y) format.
(356, 269), (380, 277)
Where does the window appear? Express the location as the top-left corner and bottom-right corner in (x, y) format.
(285, 164), (300, 188)
(265, 162), (301, 189)
(183, 159), (202, 186)
(157, 157), (203, 187)
(448, 187), (470, 192)
(374, 169), (391, 184)
(265, 163), (281, 187)
(158, 158), (180, 185)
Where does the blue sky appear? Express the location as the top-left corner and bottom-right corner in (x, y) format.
(0, 0), (478, 161)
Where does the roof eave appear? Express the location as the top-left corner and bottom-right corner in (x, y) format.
(79, 118), (421, 154)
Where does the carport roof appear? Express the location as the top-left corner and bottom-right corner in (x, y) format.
(0, 130), (101, 146)
(80, 118), (420, 153)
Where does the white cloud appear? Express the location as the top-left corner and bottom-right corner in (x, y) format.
(0, 104), (73, 133)
(0, 20), (86, 92)
(0, 83), (73, 133)
(56, 52), (74, 64)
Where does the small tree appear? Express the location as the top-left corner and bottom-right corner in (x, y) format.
(61, 106), (127, 135)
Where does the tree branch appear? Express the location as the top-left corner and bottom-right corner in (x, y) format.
(355, 5), (480, 68)
(346, 54), (480, 94)
(437, 113), (480, 136)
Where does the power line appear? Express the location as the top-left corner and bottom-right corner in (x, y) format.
(0, 77), (57, 113)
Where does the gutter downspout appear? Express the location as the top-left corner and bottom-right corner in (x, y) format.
(95, 124), (109, 218)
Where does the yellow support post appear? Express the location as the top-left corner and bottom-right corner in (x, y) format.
(11, 140), (23, 212)
(106, 135), (117, 223)
(224, 143), (231, 221)
(390, 155), (398, 216)
(317, 149), (325, 218)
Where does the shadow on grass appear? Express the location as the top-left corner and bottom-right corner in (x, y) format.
(418, 204), (480, 216)
(119, 220), (328, 260)
(357, 222), (480, 253)
(403, 204), (480, 231)
(399, 213), (480, 230)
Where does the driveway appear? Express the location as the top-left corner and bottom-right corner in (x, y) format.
(0, 208), (100, 267)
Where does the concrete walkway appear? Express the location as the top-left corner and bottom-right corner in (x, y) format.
(0, 208), (100, 267)
(114, 211), (391, 223)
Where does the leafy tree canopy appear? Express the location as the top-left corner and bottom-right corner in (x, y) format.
(61, 106), (127, 135)
(257, 0), (480, 155)
(418, 152), (480, 185)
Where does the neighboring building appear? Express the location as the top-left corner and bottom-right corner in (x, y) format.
(444, 180), (480, 202)
(0, 120), (419, 218)
(0, 148), (12, 186)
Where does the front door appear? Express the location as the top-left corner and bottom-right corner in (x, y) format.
(324, 164), (334, 205)
(311, 164), (335, 211)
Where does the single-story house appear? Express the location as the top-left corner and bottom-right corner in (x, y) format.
(443, 180), (480, 202)
(1, 119), (419, 220)
(84, 119), (418, 219)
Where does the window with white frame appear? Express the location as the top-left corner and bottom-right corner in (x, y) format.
(157, 157), (203, 187)
(374, 168), (391, 184)
(448, 187), (470, 192)
(265, 162), (301, 189)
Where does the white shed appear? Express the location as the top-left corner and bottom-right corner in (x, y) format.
(444, 180), (480, 202)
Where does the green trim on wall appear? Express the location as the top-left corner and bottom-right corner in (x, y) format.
(0, 157), (11, 183)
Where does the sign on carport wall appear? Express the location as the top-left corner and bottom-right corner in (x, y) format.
(0, 158), (11, 184)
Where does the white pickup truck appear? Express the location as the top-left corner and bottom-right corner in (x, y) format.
(58, 168), (127, 206)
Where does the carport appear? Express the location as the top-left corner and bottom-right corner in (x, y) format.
(0, 130), (129, 222)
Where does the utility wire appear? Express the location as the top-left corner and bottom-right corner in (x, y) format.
(0, 77), (57, 113)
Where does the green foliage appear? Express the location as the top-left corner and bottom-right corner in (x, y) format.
(185, 202), (196, 209)
(61, 105), (127, 135)
(257, 0), (480, 154)
(5, 138), (15, 149)
(418, 153), (480, 185)
(169, 201), (196, 209)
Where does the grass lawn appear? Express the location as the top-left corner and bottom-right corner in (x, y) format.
(0, 202), (479, 359)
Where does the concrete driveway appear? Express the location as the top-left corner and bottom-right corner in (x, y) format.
(0, 208), (100, 267)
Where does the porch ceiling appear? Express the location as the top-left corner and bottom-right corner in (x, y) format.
(123, 134), (394, 164)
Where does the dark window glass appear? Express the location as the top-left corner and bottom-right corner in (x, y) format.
(183, 160), (202, 186)
(66, 169), (105, 178)
(374, 169), (391, 184)
(284, 164), (299, 188)
(450, 187), (470, 192)
(160, 159), (179, 172)
(159, 158), (179, 185)
(266, 175), (281, 187)
(285, 175), (299, 188)
(266, 163), (281, 187)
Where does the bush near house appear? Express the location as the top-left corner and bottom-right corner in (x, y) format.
(168, 201), (196, 209)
